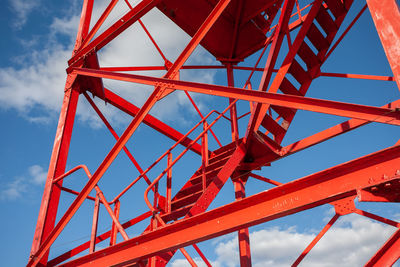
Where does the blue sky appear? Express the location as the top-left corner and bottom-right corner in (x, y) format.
(1, 0), (400, 266)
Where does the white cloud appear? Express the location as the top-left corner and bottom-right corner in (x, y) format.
(28, 165), (47, 185)
(0, 165), (47, 201)
(1, 1), (216, 129)
(9, 0), (41, 29)
(171, 257), (218, 267)
(171, 214), (397, 267)
(0, 177), (27, 201)
(0, 45), (70, 119)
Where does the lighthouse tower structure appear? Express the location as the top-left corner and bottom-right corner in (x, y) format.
(28, 0), (400, 266)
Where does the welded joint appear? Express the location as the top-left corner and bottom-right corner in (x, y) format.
(331, 197), (356, 215)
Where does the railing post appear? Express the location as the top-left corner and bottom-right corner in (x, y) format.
(109, 200), (120, 246)
(201, 121), (209, 192)
(89, 193), (100, 253)
(166, 152), (172, 213)
(153, 181), (159, 214)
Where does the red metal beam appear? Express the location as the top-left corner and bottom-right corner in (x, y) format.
(318, 72), (394, 81)
(193, 244), (212, 267)
(354, 209), (400, 228)
(249, 173), (282, 186)
(226, 64), (239, 142)
(89, 195), (100, 253)
(74, 0), (93, 50)
(367, 0), (400, 90)
(72, 68), (400, 126)
(233, 178), (252, 267)
(59, 186), (98, 203)
(58, 145), (400, 266)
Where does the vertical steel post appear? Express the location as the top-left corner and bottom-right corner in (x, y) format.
(366, 0), (400, 90)
(201, 121), (209, 192)
(228, 59), (250, 266)
(109, 200), (120, 246)
(226, 64), (239, 142)
(234, 177), (252, 267)
(166, 152), (172, 213)
(30, 82), (80, 264)
(89, 194), (100, 253)
(30, 0), (92, 263)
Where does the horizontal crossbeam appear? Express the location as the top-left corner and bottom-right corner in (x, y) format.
(72, 68), (400, 125)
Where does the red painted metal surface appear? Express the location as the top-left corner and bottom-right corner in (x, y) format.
(29, 0), (400, 266)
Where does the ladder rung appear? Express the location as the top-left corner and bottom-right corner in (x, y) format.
(261, 115), (286, 143)
(280, 78), (302, 96)
(289, 60), (310, 85)
(271, 105), (296, 122)
(307, 23), (330, 52)
(297, 42), (320, 69)
(316, 7), (338, 34)
(324, 0), (346, 19)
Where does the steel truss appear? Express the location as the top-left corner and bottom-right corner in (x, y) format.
(28, 0), (400, 266)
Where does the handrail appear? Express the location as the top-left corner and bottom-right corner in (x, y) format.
(111, 108), (222, 203)
(52, 164), (129, 240)
(52, 165), (92, 184)
(144, 99), (239, 214)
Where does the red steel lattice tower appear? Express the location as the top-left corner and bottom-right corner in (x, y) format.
(28, 0), (400, 266)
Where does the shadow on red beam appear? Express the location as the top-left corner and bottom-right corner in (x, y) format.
(59, 186), (99, 203)
(59, 145), (400, 267)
